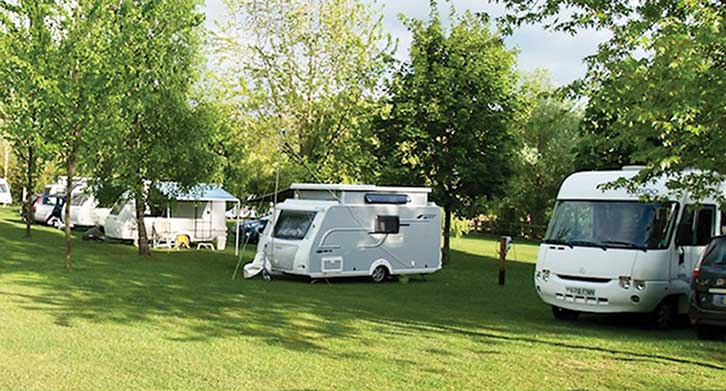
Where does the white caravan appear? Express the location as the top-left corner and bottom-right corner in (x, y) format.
(0, 178), (11, 205)
(244, 183), (442, 282)
(535, 168), (724, 327)
(69, 183), (111, 227)
(104, 183), (241, 253)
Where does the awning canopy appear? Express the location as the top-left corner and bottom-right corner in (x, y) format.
(157, 182), (240, 202)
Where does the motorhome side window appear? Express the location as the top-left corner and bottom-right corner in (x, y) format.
(273, 210), (316, 240)
(677, 205), (716, 246)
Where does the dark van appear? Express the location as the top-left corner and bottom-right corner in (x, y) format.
(690, 236), (726, 340)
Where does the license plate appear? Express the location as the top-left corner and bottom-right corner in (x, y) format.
(566, 287), (595, 296)
(713, 295), (726, 307)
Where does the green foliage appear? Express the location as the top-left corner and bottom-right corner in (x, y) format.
(449, 214), (472, 238)
(368, 1), (523, 258)
(212, 0), (394, 190)
(499, 0), (726, 204)
(494, 70), (582, 228)
(90, 0), (218, 255)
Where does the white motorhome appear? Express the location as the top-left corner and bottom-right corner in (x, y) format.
(244, 183), (442, 282)
(535, 168), (724, 327)
(0, 178), (11, 205)
(104, 183), (241, 252)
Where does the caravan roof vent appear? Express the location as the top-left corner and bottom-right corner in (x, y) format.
(622, 165), (647, 171)
(365, 193), (410, 205)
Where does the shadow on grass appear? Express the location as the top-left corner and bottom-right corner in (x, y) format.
(0, 212), (723, 372)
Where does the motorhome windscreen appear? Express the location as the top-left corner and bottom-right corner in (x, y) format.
(702, 238), (726, 267)
(273, 210), (316, 240)
(544, 201), (679, 250)
(364, 193), (410, 204)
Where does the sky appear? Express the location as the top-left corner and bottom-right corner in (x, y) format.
(203, 0), (612, 86)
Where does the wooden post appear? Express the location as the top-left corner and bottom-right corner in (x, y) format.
(498, 236), (507, 285)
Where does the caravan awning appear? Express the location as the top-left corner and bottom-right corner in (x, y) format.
(157, 182), (240, 202)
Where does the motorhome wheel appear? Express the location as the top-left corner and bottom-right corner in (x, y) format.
(371, 265), (389, 283)
(651, 299), (676, 329)
(551, 306), (579, 321)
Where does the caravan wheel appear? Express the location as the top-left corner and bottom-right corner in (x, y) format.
(371, 265), (389, 283)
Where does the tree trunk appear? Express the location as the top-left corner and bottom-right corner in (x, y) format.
(24, 145), (34, 238)
(63, 156), (76, 271)
(134, 188), (150, 256)
(443, 205), (451, 265)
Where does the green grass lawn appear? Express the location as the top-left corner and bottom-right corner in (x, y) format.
(0, 208), (723, 390)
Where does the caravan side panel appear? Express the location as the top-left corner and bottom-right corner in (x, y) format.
(308, 204), (441, 277)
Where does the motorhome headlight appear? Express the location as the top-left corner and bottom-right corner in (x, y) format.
(618, 276), (632, 290)
(634, 280), (646, 291)
(542, 270), (550, 282)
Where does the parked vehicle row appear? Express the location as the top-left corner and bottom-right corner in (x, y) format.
(535, 167), (725, 339)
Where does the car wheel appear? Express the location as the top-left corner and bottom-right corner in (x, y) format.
(651, 299), (676, 329)
(695, 325), (720, 340)
(552, 306), (579, 321)
(371, 265), (389, 283)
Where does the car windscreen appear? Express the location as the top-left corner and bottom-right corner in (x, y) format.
(701, 238), (726, 267)
(273, 210), (316, 240)
(544, 200), (679, 250)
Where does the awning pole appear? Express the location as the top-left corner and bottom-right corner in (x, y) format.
(235, 200), (240, 256)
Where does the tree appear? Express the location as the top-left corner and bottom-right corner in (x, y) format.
(0, 1), (55, 238)
(49, 0), (120, 270)
(494, 70), (582, 231)
(92, 0), (219, 256)
(213, 0), (394, 185)
(370, 2), (523, 263)
(497, 0), (726, 204)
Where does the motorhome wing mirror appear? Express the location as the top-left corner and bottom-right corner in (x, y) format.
(375, 216), (400, 234)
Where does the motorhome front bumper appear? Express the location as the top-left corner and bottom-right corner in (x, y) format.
(535, 273), (667, 313)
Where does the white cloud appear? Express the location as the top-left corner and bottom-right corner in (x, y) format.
(202, 0), (609, 86)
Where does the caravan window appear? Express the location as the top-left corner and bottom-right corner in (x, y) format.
(365, 193), (410, 205)
(0, 184), (7, 193)
(110, 200), (126, 215)
(70, 193), (88, 206)
(273, 210), (316, 240)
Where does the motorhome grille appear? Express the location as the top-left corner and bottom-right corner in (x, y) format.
(555, 293), (609, 306)
(557, 274), (611, 283)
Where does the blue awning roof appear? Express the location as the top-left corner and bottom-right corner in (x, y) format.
(157, 182), (239, 202)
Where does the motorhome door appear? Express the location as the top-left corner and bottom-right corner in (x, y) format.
(675, 204), (717, 281)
